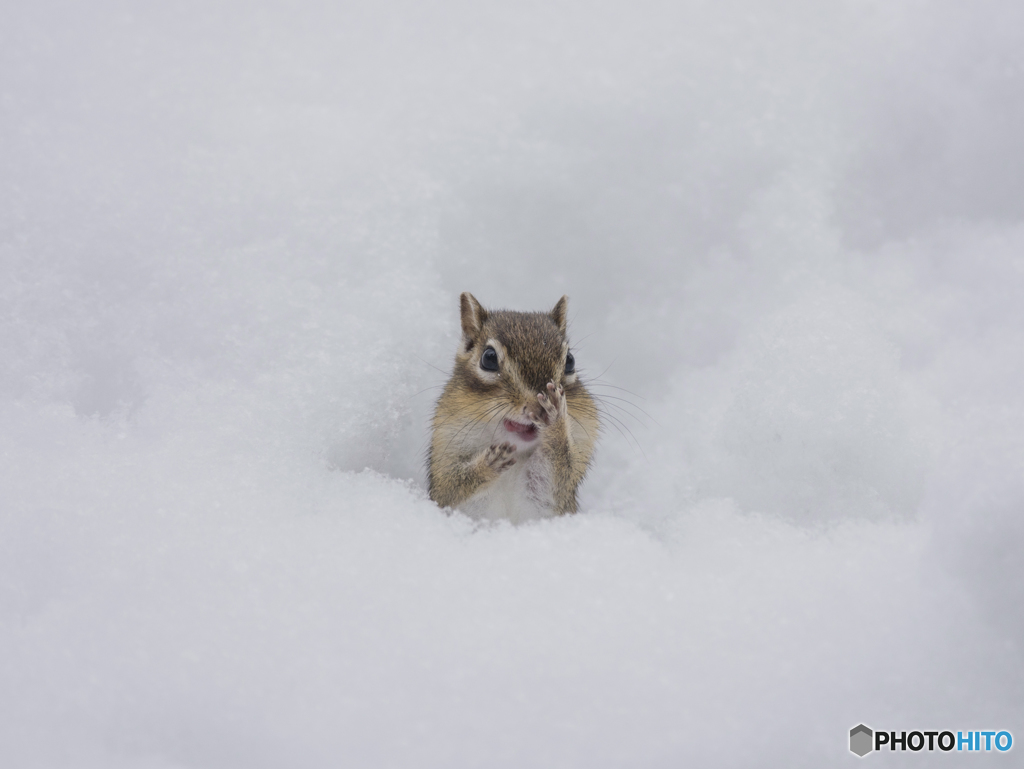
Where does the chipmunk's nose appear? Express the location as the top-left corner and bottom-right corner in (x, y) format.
(522, 401), (542, 424)
(522, 403), (537, 421)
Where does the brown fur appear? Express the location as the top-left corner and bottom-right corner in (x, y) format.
(428, 293), (600, 516)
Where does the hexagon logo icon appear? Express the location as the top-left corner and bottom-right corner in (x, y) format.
(850, 724), (873, 757)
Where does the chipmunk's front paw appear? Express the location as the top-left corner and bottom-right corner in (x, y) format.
(483, 442), (517, 471)
(535, 381), (567, 427)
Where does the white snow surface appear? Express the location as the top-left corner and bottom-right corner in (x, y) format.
(2, 1), (1024, 766)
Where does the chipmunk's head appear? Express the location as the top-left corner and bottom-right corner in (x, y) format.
(450, 292), (587, 445)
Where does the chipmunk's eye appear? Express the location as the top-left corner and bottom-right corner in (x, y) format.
(480, 347), (499, 372)
(565, 352), (575, 374)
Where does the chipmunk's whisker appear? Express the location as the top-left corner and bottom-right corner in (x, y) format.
(569, 413), (595, 443)
(438, 398), (508, 457)
(593, 405), (647, 460)
(586, 379), (647, 401)
(413, 354), (450, 377)
(589, 393), (654, 426)
(410, 384), (446, 399)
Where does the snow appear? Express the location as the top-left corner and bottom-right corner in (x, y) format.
(2, 1), (1023, 766)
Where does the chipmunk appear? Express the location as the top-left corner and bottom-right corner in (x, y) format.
(428, 293), (600, 522)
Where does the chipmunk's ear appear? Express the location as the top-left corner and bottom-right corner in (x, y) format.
(460, 292), (487, 338)
(550, 295), (569, 335)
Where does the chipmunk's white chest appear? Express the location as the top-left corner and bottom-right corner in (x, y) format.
(458, 450), (555, 524)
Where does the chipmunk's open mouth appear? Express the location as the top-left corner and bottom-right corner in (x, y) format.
(503, 419), (538, 441)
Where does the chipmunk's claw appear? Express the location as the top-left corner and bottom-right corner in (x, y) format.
(535, 381), (566, 426)
(483, 442), (517, 471)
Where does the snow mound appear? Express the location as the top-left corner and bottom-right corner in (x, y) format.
(2, 1), (1023, 766)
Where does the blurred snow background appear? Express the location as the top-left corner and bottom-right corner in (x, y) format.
(2, 0), (1023, 766)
